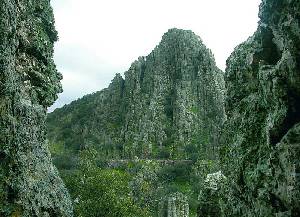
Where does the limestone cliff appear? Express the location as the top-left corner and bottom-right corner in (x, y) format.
(221, 0), (300, 216)
(0, 0), (73, 216)
(47, 29), (225, 160)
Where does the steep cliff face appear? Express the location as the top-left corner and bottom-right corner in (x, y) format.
(0, 0), (73, 216)
(47, 28), (225, 160)
(121, 29), (225, 159)
(222, 0), (300, 216)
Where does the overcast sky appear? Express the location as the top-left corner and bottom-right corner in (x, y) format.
(49, 0), (261, 112)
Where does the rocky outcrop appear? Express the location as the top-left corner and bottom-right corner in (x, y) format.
(221, 0), (300, 216)
(47, 28), (225, 160)
(197, 171), (226, 217)
(159, 192), (189, 217)
(0, 0), (73, 216)
(121, 29), (225, 159)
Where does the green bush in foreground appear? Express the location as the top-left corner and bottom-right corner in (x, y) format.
(62, 149), (150, 217)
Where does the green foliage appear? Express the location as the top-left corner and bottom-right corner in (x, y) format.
(49, 142), (65, 155)
(52, 153), (78, 170)
(57, 149), (222, 216)
(184, 143), (200, 161)
(156, 146), (171, 159)
(189, 106), (199, 114)
(62, 149), (150, 217)
(49, 142), (78, 170)
(129, 160), (160, 215)
(158, 162), (193, 183)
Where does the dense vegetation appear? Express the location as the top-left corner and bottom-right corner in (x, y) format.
(47, 28), (226, 216)
(47, 0), (300, 215)
(55, 147), (221, 216)
(1, 0), (299, 216)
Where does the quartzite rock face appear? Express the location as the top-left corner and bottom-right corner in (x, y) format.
(0, 0), (73, 216)
(47, 29), (225, 160)
(222, 0), (300, 216)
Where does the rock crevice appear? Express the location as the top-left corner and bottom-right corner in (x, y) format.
(222, 0), (300, 216)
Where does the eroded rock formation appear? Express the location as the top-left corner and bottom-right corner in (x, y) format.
(0, 0), (73, 216)
(222, 0), (300, 216)
(47, 28), (225, 160)
(158, 192), (189, 217)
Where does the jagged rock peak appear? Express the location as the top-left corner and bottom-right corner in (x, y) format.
(161, 28), (203, 44)
(47, 28), (225, 161)
(109, 73), (124, 88)
(152, 28), (215, 63)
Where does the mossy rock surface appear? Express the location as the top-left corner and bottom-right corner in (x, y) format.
(0, 0), (73, 216)
(221, 0), (300, 216)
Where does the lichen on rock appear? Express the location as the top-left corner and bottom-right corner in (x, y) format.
(158, 192), (189, 217)
(0, 0), (73, 216)
(221, 0), (300, 216)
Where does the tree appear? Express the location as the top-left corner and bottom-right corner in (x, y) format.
(62, 148), (150, 217)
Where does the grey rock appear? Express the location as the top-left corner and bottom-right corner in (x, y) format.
(221, 0), (300, 216)
(47, 28), (225, 161)
(0, 0), (73, 216)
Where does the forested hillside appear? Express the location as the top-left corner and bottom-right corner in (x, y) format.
(47, 28), (225, 161)
(46, 28), (226, 216)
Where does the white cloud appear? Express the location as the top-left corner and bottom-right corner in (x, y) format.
(49, 0), (261, 111)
